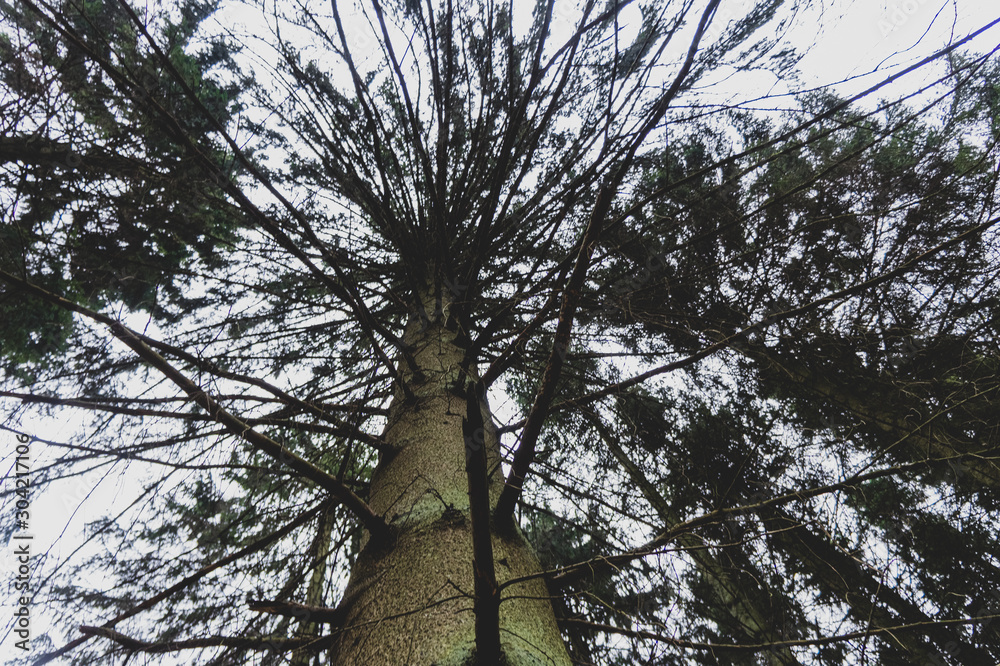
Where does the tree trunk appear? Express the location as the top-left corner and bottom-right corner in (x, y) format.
(330, 288), (571, 666)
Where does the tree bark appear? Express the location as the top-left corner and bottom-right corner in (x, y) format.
(329, 287), (571, 666)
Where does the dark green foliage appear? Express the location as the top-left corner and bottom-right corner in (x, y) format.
(2, 1), (1000, 665)
(0, 0), (246, 369)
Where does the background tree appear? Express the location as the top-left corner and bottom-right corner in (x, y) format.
(2, 0), (999, 664)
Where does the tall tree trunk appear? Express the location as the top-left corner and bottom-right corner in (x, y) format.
(330, 287), (571, 665)
(290, 504), (336, 666)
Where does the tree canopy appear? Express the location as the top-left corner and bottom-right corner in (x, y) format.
(2, 0), (1000, 664)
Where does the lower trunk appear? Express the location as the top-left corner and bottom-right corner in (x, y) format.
(330, 304), (571, 665)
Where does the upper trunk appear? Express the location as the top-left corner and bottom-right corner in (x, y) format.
(329, 286), (572, 665)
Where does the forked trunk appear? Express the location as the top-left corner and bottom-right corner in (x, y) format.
(329, 289), (571, 665)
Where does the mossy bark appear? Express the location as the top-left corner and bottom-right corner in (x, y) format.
(330, 290), (571, 666)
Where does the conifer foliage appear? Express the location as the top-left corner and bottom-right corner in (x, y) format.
(2, 0), (999, 664)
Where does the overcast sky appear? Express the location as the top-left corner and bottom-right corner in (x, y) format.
(2, 0), (1000, 654)
(798, 1), (1000, 89)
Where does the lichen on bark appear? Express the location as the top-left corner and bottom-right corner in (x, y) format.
(329, 287), (571, 666)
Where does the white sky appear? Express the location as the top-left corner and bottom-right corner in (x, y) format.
(798, 0), (1000, 96)
(2, 0), (1000, 657)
